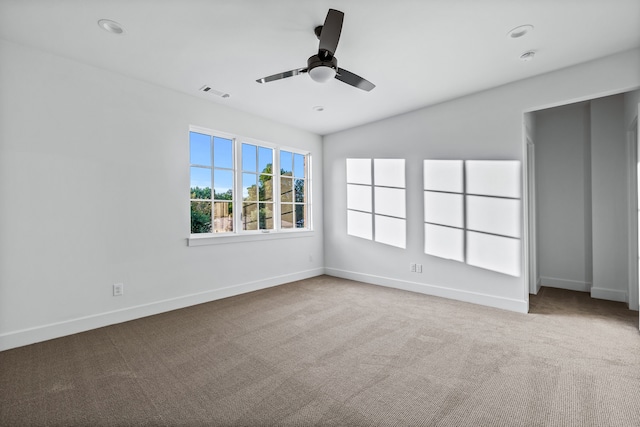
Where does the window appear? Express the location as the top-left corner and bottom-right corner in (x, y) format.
(280, 150), (308, 229)
(189, 127), (311, 239)
(190, 132), (234, 234)
(241, 143), (274, 231)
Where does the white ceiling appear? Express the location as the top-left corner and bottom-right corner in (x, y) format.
(1, 0), (639, 135)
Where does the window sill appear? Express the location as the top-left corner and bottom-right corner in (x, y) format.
(187, 230), (314, 247)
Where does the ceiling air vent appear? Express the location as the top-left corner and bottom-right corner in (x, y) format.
(199, 85), (230, 98)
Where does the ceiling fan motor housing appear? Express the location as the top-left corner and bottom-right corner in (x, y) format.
(307, 55), (337, 83)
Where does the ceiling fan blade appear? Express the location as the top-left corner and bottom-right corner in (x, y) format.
(318, 9), (344, 59)
(335, 67), (375, 91)
(256, 68), (307, 84)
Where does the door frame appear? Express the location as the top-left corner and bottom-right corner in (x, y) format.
(526, 140), (539, 295)
(627, 116), (639, 312)
(522, 113), (538, 307)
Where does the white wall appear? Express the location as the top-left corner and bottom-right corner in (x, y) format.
(1, 42), (638, 351)
(535, 103), (592, 292)
(591, 95), (630, 302)
(0, 40), (324, 351)
(323, 49), (640, 313)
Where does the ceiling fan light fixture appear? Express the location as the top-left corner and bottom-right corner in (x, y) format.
(309, 65), (336, 83)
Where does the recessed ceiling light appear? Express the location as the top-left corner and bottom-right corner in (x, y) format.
(519, 51), (536, 62)
(98, 19), (125, 35)
(507, 24), (534, 39)
(312, 106), (325, 112)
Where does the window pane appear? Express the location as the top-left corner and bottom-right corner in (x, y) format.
(281, 203), (294, 229)
(243, 173), (257, 201)
(213, 201), (233, 233)
(190, 167), (211, 200)
(190, 132), (211, 166)
(242, 143), (256, 172)
(294, 178), (305, 203)
(259, 203), (274, 230)
(191, 201), (212, 234)
(295, 204), (306, 228)
(280, 150), (293, 175)
(258, 147), (273, 174)
(293, 153), (305, 178)
(214, 169), (233, 200)
(213, 137), (233, 169)
(259, 174), (273, 201)
(242, 203), (258, 230)
(281, 177), (293, 202)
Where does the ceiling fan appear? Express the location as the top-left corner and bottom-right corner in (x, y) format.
(256, 9), (375, 91)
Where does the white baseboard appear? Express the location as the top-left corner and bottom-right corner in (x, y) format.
(325, 268), (528, 314)
(0, 268), (325, 352)
(539, 277), (629, 304)
(590, 287), (628, 303)
(540, 276), (591, 292)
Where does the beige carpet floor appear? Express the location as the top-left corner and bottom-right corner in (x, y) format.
(1, 275), (639, 426)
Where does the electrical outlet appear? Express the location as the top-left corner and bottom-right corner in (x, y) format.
(113, 283), (124, 296)
(410, 263), (416, 272)
(416, 264), (423, 273)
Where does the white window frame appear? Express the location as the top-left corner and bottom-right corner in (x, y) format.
(188, 126), (313, 246)
(237, 136), (278, 234)
(278, 145), (313, 234)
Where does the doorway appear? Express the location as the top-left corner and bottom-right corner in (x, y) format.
(524, 91), (640, 315)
